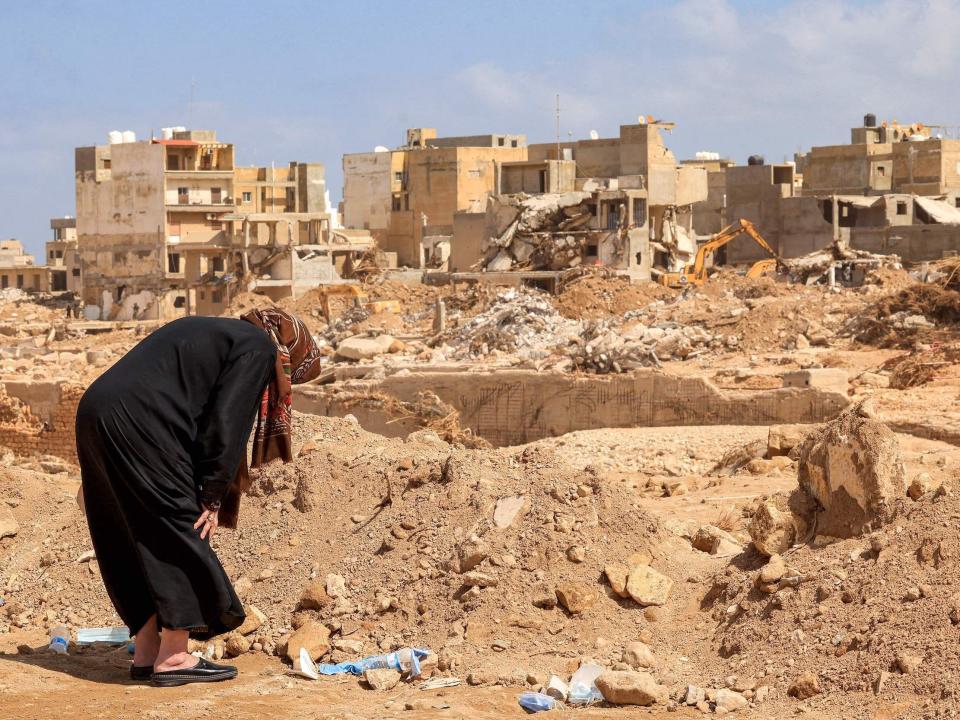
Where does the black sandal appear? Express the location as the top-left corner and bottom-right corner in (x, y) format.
(151, 657), (238, 687)
(130, 664), (154, 681)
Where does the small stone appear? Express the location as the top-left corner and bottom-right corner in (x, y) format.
(759, 554), (786, 584)
(908, 473), (935, 500)
(235, 605), (267, 636)
(683, 684), (705, 705)
(326, 573), (347, 598)
(714, 689), (748, 712)
(555, 582), (598, 614)
(622, 642), (655, 669)
(225, 633), (251, 657)
(457, 538), (490, 573)
(875, 671), (890, 695)
(625, 565), (673, 607)
(895, 651), (922, 674)
(364, 668), (401, 691)
(788, 672), (821, 700)
(595, 670), (664, 706)
(566, 546), (586, 563)
(461, 571), (498, 588)
(605, 564), (630, 598)
(532, 583), (557, 609)
(904, 587), (921, 602)
(299, 581), (330, 610)
(285, 620), (331, 663)
(467, 669), (493, 686)
(493, 496), (526, 528)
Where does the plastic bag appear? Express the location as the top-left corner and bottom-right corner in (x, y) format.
(567, 662), (604, 705)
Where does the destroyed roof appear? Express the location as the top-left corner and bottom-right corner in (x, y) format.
(914, 196), (960, 225)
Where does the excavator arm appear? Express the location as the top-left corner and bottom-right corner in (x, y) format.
(658, 219), (780, 287)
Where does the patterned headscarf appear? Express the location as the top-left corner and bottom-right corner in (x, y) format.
(219, 308), (322, 527)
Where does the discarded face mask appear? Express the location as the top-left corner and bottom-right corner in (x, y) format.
(518, 692), (557, 712)
(76, 627), (130, 646)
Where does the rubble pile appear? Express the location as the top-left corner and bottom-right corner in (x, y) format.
(782, 242), (902, 286)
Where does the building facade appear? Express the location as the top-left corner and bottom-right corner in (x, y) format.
(0, 239), (48, 293)
(47, 217), (80, 293)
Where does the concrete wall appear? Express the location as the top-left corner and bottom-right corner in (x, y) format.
(725, 164), (795, 262)
(342, 151), (392, 230)
(0, 267), (48, 292)
(296, 369), (849, 447)
(451, 211), (487, 271)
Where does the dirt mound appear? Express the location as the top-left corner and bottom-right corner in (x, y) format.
(554, 272), (673, 320)
(706, 486), (960, 712)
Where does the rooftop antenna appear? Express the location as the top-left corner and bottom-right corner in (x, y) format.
(188, 78), (196, 129)
(555, 93), (561, 161)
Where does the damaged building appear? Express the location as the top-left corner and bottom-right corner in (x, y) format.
(47, 217), (80, 293)
(449, 120), (708, 282)
(76, 129), (371, 320)
(689, 115), (960, 265)
(341, 128), (527, 269)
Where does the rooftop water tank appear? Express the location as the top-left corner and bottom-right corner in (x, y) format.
(107, 130), (123, 145)
(121, 130), (136, 144)
(161, 127), (174, 140)
(747, 154), (765, 166)
(864, 113), (877, 128)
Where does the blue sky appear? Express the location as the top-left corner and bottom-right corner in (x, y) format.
(3, 0), (960, 256)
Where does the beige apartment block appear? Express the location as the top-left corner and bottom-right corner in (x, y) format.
(0, 239), (48, 293)
(342, 129), (527, 267)
(46, 217), (80, 293)
(76, 129), (365, 320)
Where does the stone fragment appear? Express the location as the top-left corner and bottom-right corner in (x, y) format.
(555, 582), (598, 614)
(285, 620), (331, 663)
(299, 581), (330, 610)
(691, 525), (742, 556)
(493, 496), (526, 528)
(326, 574), (347, 598)
(461, 571), (498, 588)
(796, 404), (905, 538)
(758, 554), (786, 585)
(225, 633), (251, 657)
(595, 670), (664, 706)
(0, 507), (18, 539)
(895, 651), (922, 674)
(364, 668), (401, 691)
(714, 689), (748, 712)
(788, 672), (821, 700)
(566, 545), (585, 563)
(457, 538), (490, 573)
(767, 424), (811, 457)
(605, 563), (630, 599)
(683, 684), (705, 705)
(531, 583), (557, 609)
(235, 605), (267, 636)
(749, 500), (798, 557)
(622, 642), (655, 669)
(335, 334), (396, 362)
(625, 564), (673, 607)
(907, 473), (935, 500)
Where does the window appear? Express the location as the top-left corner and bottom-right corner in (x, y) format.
(242, 191), (252, 203)
(174, 296), (186, 309)
(72, 268), (80, 277)
(511, 139), (518, 148)
(212, 290), (223, 304)
(394, 171), (403, 182)
(1, 275), (6, 289)
(877, 166), (886, 177)
(632, 198), (647, 226)
(897, 201), (908, 215)
(211, 187), (222, 204)
(955, 198), (960, 209)
(178, 187), (189, 204)
(392, 195), (402, 211)
(168, 252), (181, 273)
(16, 274), (24, 288)
(49, 251), (55, 260)
(168, 155), (179, 170)
(55, 250), (63, 259)
(33, 275), (40, 290)
(497, 137), (505, 146)
(211, 256), (224, 272)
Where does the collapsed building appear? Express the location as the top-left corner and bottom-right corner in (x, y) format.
(448, 120), (708, 282)
(75, 128), (373, 320)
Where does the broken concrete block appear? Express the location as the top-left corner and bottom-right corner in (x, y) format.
(797, 404), (905, 538)
(493, 495), (526, 528)
(782, 368), (848, 394)
(625, 565), (672, 607)
(595, 670), (665, 706)
(335, 335), (396, 362)
(748, 499), (800, 557)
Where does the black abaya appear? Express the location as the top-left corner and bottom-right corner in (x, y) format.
(76, 316), (275, 637)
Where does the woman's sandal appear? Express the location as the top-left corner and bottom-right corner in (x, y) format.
(151, 657), (238, 687)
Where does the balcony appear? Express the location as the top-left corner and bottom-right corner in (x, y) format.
(165, 202), (235, 213)
(165, 169), (234, 179)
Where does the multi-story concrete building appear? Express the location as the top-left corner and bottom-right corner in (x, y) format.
(76, 129), (368, 320)
(46, 217), (80, 293)
(0, 239), (47, 293)
(342, 128), (527, 267)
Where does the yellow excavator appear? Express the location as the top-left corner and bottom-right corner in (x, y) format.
(658, 218), (781, 288)
(316, 285), (400, 324)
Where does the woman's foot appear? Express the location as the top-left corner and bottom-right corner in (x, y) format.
(154, 652), (199, 673)
(132, 615), (160, 668)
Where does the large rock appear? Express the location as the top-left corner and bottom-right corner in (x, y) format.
(714, 688), (748, 712)
(797, 404), (905, 538)
(691, 525), (741, 556)
(234, 605), (266, 636)
(596, 671), (664, 706)
(285, 620), (331, 663)
(604, 563), (630, 598)
(0, 508), (17, 539)
(748, 495), (811, 557)
(625, 565), (672, 607)
(788, 672), (821, 699)
(767, 424), (813, 457)
(335, 334), (396, 362)
(299, 581), (330, 610)
(364, 667), (401, 691)
(622, 642), (656, 669)
(555, 582), (598, 614)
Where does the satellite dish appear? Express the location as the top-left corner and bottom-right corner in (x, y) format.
(589, 129), (599, 140)
(374, 145), (389, 153)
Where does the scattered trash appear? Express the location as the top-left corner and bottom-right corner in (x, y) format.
(48, 625), (69, 655)
(567, 662), (604, 705)
(518, 691), (557, 712)
(545, 675), (569, 701)
(317, 648), (431, 678)
(419, 676), (461, 690)
(76, 626), (130, 646)
(291, 647), (321, 680)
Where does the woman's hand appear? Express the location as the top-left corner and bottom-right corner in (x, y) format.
(194, 506), (219, 540)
